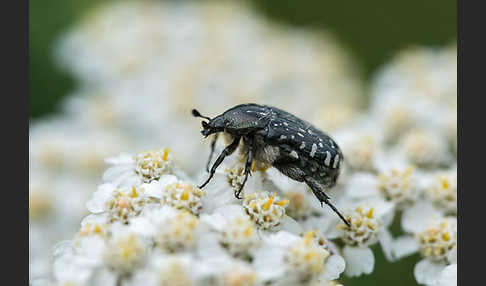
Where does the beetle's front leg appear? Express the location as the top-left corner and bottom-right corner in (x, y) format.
(206, 133), (219, 172)
(199, 136), (240, 189)
(235, 145), (253, 199)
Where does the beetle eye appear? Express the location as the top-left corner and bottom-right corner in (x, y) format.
(202, 121), (209, 128)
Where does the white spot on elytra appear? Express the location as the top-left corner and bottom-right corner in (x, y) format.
(320, 172), (327, 177)
(290, 151), (299, 159)
(291, 135), (295, 139)
(333, 154), (340, 168)
(300, 142), (306, 149)
(299, 128), (306, 133)
(310, 143), (317, 157)
(283, 122), (289, 126)
(324, 151), (331, 166)
(307, 130), (313, 135)
(280, 135), (287, 140)
(274, 124), (278, 127)
(318, 142), (323, 148)
(297, 133), (304, 137)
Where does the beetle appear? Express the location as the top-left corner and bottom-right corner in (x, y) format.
(192, 103), (350, 227)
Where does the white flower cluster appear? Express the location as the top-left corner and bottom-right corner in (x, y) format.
(33, 148), (346, 286)
(29, 0), (365, 281)
(29, 1), (456, 285)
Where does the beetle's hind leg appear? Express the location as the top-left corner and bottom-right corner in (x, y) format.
(304, 177), (351, 227)
(235, 145), (253, 199)
(206, 133), (219, 172)
(199, 136), (240, 189)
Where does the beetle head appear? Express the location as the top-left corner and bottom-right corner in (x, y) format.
(192, 109), (224, 137)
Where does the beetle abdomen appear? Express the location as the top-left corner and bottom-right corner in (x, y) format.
(265, 108), (342, 170)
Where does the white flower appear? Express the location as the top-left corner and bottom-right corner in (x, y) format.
(401, 199), (442, 234)
(86, 184), (151, 223)
(103, 232), (148, 276)
(425, 171), (457, 214)
(378, 165), (419, 208)
(336, 200), (395, 277)
(29, 183), (53, 220)
(155, 210), (202, 253)
(415, 217), (457, 263)
(129, 253), (196, 286)
(283, 190), (313, 221)
(103, 148), (177, 188)
(242, 191), (289, 230)
(339, 133), (379, 173)
(253, 231), (345, 284)
(412, 217), (457, 286)
(220, 262), (260, 286)
(201, 204), (261, 258)
(400, 128), (451, 169)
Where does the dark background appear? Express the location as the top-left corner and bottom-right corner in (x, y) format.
(29, 0), (456, 284)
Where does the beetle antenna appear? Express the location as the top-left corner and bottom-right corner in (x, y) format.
(192, 109), (211, 120)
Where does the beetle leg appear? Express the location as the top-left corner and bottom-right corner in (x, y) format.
(235, 146), (253, 199)
(206, 133), (219, 172)
(199, 136), (240, 189)
(304, 177), (351, 227)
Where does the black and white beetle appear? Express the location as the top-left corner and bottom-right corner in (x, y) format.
(192, 103), (350, 227)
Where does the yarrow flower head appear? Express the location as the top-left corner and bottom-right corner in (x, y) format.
(221, 262), (259, 286)
(411, 216), (457, 286)
(415, 217), (457, 263)
(134, 148), (173, 183)
(425, 172), (457, 214)
(243, 192), (289, 230)
(378, 166), (418, 207)
(160, 181), (205, 215)
(284, 231), (331, 282)
(104, 232), (147, 275)
(382, 106), (414, 142)
(252, 231), (345, 284)
(221, 216), (260, 258)
(284, 191), (312, 221)
(341, 134), (377, 173)
(401, 129), (449, 169)
(337, 205), (380, 248)
(87, 184), (149, 224)
(77, 220), (109, 239)
(155, 210), (200, 253)
(29, 184), (53, 220)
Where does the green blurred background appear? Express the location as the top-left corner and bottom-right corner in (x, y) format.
(29, 0), (456, 284)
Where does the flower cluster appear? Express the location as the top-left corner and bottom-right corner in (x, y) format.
(29, 0), (456, 285)
(29, 1), (365, 278)
(39, 150), (346, 286)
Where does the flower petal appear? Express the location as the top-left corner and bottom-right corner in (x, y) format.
(86, 183), (115, 213)
(278, 215), (303, 235)
(323, 254), (346, 280)
(342, 246), (375, 277)
(402, 200), (441, 233)
(434, 264), (457, 286)
(379, 229), (394, 261)
(345, 172), (379, 199)
(414, 259), (445, 286)
(252, 245), (286, 281)
(392, 235), (419, 259)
